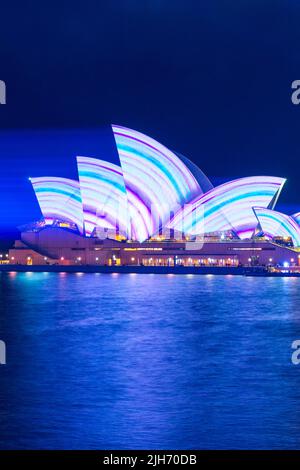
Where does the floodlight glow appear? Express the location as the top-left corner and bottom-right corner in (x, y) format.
(169, 176), (286, 239)
(31, 177), (84, 233)
(253, 207), (300, 247)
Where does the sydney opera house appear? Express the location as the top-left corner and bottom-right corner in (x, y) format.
(7, 125), (300, 270)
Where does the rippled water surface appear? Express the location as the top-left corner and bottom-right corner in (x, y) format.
(0, 272), (300, 449)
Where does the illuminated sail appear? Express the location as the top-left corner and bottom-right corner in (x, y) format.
(113, 125), (202, 241)
(31, 177), (84, 233)
(169, 176), (286, 239)
(254, 207), (300, 247)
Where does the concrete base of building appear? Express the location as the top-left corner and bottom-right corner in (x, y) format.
(0, 264), (244, 274)
(6, 226), (300, 274)
(2, 264), (300, 276)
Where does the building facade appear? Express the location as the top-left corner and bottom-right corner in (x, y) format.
(8, 226), (299, 269)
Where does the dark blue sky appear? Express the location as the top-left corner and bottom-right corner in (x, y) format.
(1, 1), (300, 246)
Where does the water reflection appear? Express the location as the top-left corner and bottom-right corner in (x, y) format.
(0, 273), (300, 449)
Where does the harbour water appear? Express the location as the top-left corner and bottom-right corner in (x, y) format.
(0, 272), (300, 449)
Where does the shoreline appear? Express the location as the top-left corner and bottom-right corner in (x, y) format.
(1, 264), (300, 277)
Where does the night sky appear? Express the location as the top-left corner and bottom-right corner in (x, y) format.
(1, 1), (300, 247)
